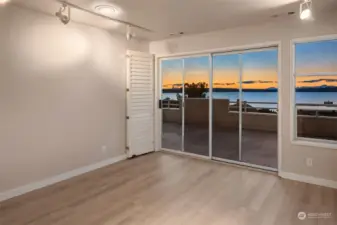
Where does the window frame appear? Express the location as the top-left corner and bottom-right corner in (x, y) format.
(291, 35), (337, 149)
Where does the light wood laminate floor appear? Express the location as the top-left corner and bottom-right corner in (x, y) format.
(1, 152), (336, 225)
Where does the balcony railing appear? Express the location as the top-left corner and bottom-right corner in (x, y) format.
(296, 103), (337, 118)
(161, 99), (337, 118)
(229, 101), (278, 114)
(161, 100), (180, 109)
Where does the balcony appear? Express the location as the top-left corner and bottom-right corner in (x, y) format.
(162, 99), (337, 168)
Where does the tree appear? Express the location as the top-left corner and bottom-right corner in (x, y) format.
(184, 82), (208, 98)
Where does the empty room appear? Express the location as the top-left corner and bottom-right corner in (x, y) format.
(1, 0), (337, 224)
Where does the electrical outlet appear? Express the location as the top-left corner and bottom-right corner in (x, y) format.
(306, 158), (313, 167)
(101, 146), (107, 154)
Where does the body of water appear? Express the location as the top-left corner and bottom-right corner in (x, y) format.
(162, 92), (337, 108)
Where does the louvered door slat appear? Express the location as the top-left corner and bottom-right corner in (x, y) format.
(126, 50), (155, 157)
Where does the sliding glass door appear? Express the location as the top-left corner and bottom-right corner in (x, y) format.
(160, 47), (278, 170)
(241, 49), (278, 168)
(183, 56), (210, 156)
(211, 48), (278, 169)
(161, 59), (183, 151)
(212, 54), (240, 161)
(160, 56), (210, 156)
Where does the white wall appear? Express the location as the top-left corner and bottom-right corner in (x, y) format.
(150, 13), (337, 182)
(0, 5), (149, 193)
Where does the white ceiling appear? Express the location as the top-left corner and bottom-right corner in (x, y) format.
(11, 0), (337, 40)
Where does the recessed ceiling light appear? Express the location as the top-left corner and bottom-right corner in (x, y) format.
(95, 5), (119, 17)
(0, 0), (10, 5)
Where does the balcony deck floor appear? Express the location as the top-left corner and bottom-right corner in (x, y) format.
(162, 122), (278, 169)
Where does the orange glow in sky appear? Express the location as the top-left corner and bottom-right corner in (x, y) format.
(162, 69), (279, 89)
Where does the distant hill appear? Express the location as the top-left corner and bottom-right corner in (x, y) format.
(296, 85), (337, 92)
(162, 85), (337, 93)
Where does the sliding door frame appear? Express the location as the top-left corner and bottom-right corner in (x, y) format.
(158, 54), (210, 154)
(211, 48), (278, 171)
(155, 41), (282, 173)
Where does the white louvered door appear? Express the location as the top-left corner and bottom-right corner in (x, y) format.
(126, 50), (155, 157)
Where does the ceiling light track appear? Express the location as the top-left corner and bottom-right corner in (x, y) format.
(55, 0), (152, 32)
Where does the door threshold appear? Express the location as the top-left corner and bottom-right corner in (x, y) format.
(161, 148), (210, 160)
(212, 157), (278, 173)
(160, 149), (278, 173)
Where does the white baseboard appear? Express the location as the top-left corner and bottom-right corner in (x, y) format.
(279, 171), (337, 189)
(0, 154), (127, 202)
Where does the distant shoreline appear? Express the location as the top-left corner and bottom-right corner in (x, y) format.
(162, 88), (337, 93)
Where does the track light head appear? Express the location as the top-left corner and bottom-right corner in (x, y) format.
(300, 0), (312, 20)
(56, 3), (71, 25)
(126, 25), (135, 41)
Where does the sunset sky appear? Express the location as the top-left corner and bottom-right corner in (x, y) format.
(161, 40), (337, 90)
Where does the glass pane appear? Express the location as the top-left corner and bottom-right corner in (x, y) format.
(241, 49), (278, 168)
(183, 56), (210, 156)
(296, 75), (337, 141)
(212, 54), (240, 161)
(161, 59), (183, 150)
(295, 39), (337, 74)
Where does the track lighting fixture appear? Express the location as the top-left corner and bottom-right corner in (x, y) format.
(55, 0), (151, 32)
(126, 25), (135, 41)
(300, 0), (312, 20)
(55, 3), (71, 25)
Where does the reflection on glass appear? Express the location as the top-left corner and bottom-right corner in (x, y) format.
(295, 39), (337, 75)
(183, 56), (210, 156)
(161, 59), (183, 150)
(212, 54), (240, 160)
(241, 49), (278, 168)
(296, 75), (337, 141)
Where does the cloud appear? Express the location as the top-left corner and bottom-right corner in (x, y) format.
(299, 79), (322, 83)
(214, 82), (235, 86)
(163, 84), (183, 88)
(241, 81), (255, 84)
(241, 80), (275, 84)
(299, 78), (337, 83)
(326, 79), (337, 82)
(172, 84), (183, 88)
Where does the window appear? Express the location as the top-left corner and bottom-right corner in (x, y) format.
(293, 38), (337, 145)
